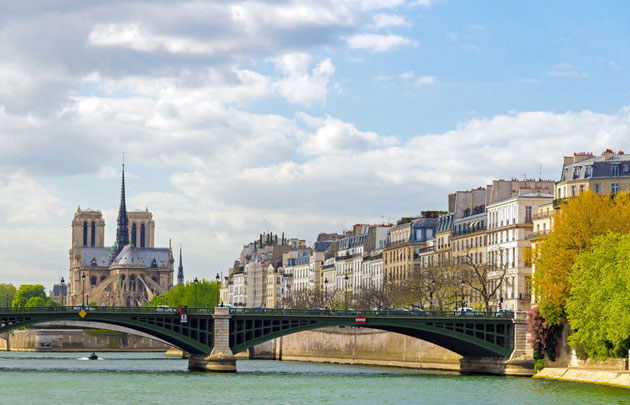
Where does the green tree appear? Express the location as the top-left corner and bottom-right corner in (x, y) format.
(24, 296), (47, 307)
(0, 283), (17, 307)
(533, 191), (630, 325)
(566, 232), (630, 359)
(12, 284), (47, 308)
(149, 279), (220, 308)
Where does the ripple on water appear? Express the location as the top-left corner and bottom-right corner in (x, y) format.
(0, 352), (628, 405)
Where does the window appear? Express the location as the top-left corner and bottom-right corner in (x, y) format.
(571, 185), (576, 196)
(83, 221), (88, 246)
(612, 165), (620, 177)
(573, 166), (581, 179)
(140, 224), (146, 248)
(91, 222), (95, 246)
(585, 166), (592, 178)
(595, 183), (600, 194)
(612, 183), (619, 195)
(580, 185), (584, 193)
(131, 223), (137, 247)
(525, 206), (532, 223)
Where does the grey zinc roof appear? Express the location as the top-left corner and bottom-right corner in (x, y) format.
(78, 247), (112, 267)
(562, 153), (630, 181)
(111, 244), (170, 266)
(313, 241), (332, 252)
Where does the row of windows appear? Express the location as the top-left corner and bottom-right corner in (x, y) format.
(452, 235), (486, 251)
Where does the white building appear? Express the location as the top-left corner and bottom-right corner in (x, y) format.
(486, 191), (553, 311)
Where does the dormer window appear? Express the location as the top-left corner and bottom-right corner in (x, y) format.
(585, 166), (592, 178)
(573, 166), (581, 179)
(612, 165), (620, 177)
(151, 258), (158, 268)
(91, 257), (97, 266)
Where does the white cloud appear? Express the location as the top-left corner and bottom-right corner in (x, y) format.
(414, 75), (436, 85)
(273, 53), (336, 106)
(371, 13), (411, 29)
(0, 172), (65, 223)
(346, 33), (416, 52)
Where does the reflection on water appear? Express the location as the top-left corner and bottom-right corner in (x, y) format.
(0, 351), (627, 405)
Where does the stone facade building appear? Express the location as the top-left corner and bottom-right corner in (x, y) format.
(68, 165), (174, 307)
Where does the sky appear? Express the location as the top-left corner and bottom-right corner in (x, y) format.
(2, 0), (630, 290)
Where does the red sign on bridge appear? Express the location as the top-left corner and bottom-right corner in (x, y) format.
(355, 316), (366, 324)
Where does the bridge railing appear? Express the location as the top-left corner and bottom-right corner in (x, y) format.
(0, 306), (215, 315)
(229, 307), (515, 319)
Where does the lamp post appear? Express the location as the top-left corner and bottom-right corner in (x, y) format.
(60, 277), (65, 307)
(81, 273), (86, 307)
(5, 294), (9, 308)
(324, 277), (328, 308)
(215, 273), (220, 307)
(194, 277), (198, 308)
(430, 279), (435, 312)
(344, 274), (349, 312)
(460, 279), (465, 312)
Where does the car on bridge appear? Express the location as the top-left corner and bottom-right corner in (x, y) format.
(495, 309), (514, 317)
(455, 307), (484, 316)
(72, 306), (96, 311)
(155, 305), (175, 312)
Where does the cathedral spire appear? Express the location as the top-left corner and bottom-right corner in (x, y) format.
(112, 157), (130, 260)
(177, 245), (184, 285)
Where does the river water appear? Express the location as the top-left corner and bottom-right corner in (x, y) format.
(0, 351), (627, 404)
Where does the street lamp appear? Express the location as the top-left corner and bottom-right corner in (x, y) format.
(324, 277), (328, 308)
(81, 273), (86, 306)
(194, 277), (198, 308)
(344, 274), (349, 312)
(215, 273), (220, 307)
(430, 279), (435, 312)
(460, 279), (465, 312)
(60, 277), (65, 307)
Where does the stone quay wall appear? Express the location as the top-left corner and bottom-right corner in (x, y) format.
(261, 327), (462, 371)
(0, 329), (170, 352)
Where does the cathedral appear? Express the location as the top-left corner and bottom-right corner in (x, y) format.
(68, 164), (178, 306)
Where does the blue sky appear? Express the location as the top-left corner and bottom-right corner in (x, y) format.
(1, 0), (630, 289)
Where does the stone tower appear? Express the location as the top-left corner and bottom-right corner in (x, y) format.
(177, 246), (184, 285)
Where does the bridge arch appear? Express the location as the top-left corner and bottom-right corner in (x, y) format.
(0, 309), (213, 355)
(229, 314), (513, 358)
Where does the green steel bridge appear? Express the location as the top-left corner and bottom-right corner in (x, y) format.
(0, 306), (517, 358)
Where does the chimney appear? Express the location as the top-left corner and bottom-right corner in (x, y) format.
(603, 149), (614, 159)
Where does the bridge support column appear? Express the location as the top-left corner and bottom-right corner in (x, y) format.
(509, 312), (528, 360)
(188, 306), (236, 372)
(0, 332), (9, 351)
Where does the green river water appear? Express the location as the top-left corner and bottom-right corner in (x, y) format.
(0, 351), (628, 404)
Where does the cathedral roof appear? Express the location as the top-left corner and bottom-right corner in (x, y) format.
(77, 246), (170, 267)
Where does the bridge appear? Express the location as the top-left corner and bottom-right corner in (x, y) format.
(0, 306), (528, 373)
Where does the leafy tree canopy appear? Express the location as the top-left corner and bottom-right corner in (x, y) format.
(533, 191), (630, 325)
(566, 232), (630, 359)
(24, 296), (48, 307)
(0, 283), (17, 306)
(12, 284), (47, 308)
(149, 279), (220, 308)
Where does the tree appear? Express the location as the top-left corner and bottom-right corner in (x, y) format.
(24, 297), (47, 307)
(533, 191), (630, 325)
(566, 232), (630, 359)
(12, 284), (47, 307)
(149, 279), (220, 308)
(461, 252), (507, 311)
(0, 283), (17, 307)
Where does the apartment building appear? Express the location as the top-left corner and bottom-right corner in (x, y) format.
(556, 149), (630, 199)
(487, 191), (553, 311)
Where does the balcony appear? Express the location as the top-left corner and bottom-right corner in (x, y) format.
(553, 198), (567, 208)
(385, 240), (408, 248)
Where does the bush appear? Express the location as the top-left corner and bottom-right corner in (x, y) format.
(534, 359), (546, 373)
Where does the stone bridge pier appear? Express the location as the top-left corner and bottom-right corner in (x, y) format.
(460, 312), (534, 376)
(188, 307), (236, 372)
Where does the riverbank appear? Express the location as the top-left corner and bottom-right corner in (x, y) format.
(0, 328), (170, 352)
(536, 367), (630, 389)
